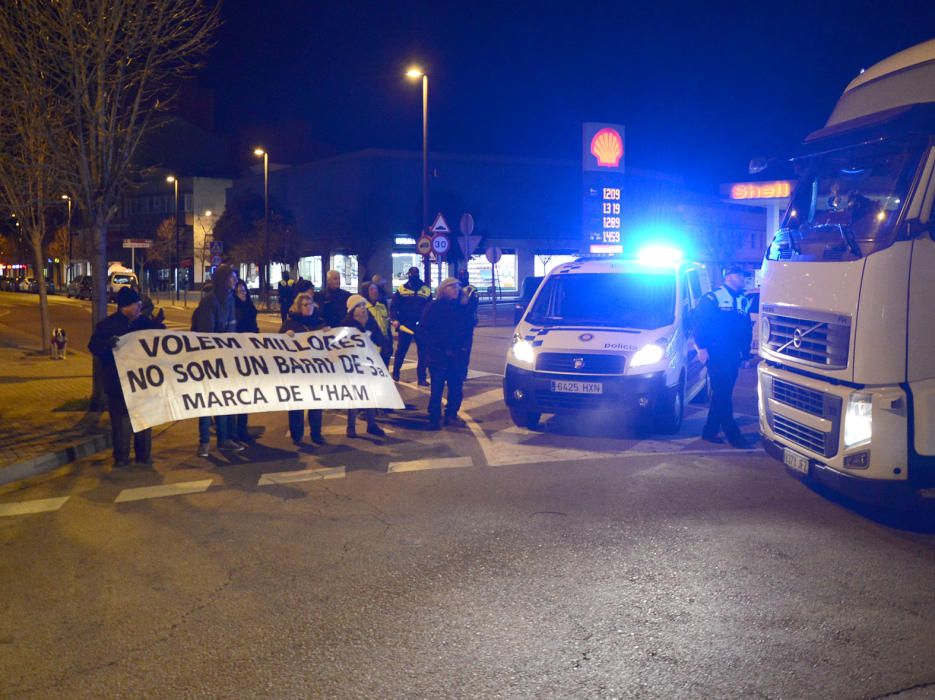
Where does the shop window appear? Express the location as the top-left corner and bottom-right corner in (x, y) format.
(297, 256), (323, 289)
(392, 252), (422, 284)
(330, 254), (358, 291)
(534, 254), (577, 277)
(466, 252), (518, 293)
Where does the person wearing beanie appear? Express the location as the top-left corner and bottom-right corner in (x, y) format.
(416, 276), (473, 430)
(339, 294), (386, 438)
(457, 269), (479, 380)
(87, 282), (165, 469)
(192, 263), (243, 456)
(390, 266), (431, 385)
(693, 265), (753, 448)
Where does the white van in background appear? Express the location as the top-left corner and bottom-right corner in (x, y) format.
(106, 265), (138, 302)
(503, 247), (711, 433)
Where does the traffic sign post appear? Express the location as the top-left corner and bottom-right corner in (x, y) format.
(485, 246), (502, 324)
(122, 239), (152, 278)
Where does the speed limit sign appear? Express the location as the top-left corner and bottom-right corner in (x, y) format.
(431, 234), (450, 255)
(416, 235), (432, 255)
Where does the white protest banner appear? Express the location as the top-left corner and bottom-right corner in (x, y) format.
(113, 328), (405, 432)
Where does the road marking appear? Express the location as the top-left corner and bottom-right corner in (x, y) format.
(114, 479), (214, 504)
(0, 496), (69, 517)
(258, 466), (345, 485)
(387, 456), (473, 473)
(460, 388), (504, 412)
(467, 368), (501, 379)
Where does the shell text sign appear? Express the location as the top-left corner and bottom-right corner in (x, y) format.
(590, 128), (623, 168)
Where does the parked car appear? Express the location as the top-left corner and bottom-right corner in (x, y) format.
(513, 275), (544, 324)
(66, 275), (93, 300)
(0, 276), (17, 292)
(17, 277), (35, 292)
(27, 278), (56, 295)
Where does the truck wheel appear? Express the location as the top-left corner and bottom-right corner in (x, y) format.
(654, 381), (684, 434)
(509, 406), (541, 430)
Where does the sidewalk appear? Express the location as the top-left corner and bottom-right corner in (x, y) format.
(0, 328), (108, 489)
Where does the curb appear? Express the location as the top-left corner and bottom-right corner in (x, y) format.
(0, 432), (111, 488)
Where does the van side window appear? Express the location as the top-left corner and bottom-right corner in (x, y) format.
(687, 270), (703, 306)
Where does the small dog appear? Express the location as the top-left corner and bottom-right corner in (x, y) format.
(51, 327), (68, 360)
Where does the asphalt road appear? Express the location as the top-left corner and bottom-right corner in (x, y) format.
(2, 291), (935, 698)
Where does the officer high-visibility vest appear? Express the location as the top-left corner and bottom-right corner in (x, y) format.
(709, 287), (752, 316)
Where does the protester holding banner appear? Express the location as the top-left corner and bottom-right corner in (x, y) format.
(232, 279), (260, 444)
(280, 291), (327, 445)
(365, 282), (393, 369)
(391, 266), (431, 385)
(88, 287), (166, 468)
(193, 264), (243, 457)
(341, 295), (386, 438)
(417, 277), (473, 430)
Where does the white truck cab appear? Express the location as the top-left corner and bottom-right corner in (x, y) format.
(503, 248), (711, 433)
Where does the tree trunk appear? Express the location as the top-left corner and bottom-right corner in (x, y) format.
(30, 235), (51, 352)
(89, 218), (109, 410)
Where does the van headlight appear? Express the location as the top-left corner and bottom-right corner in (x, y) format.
(630, 342), (665, 367)
(844, 393), (872, 447)
(510, 334), (535, 365)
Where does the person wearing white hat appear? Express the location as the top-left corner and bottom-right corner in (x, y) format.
(340, 294), (386, 438)
(417, 277), (474, 430)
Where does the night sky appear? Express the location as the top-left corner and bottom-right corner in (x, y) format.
(200, 0), (935, 190)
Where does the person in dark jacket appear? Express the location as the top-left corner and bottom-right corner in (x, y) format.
(232, 279), (260, 443)
(193, 264), (242, 456)
(340, 294), (386, 438)
(417, 277), (473, 430)
(390, 266), (432, 385)
(316, 270), (351, 328)
(277, 271), (296, 322)
(87, 287), (165, 468)
(693, 266), (754, 448)
(457, 268), (479, 380)
(280, 291), (327, 445)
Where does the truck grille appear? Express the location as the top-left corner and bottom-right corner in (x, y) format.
(772, 415), (829, 456)
(535, 353), (625, 374)
(762, 307), (850, 369)
(772, 379), (825, 416)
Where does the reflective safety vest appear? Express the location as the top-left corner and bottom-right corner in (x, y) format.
(708, 286), (752, 316)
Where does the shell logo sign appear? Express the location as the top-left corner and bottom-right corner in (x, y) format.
(590, 128), (623, 168)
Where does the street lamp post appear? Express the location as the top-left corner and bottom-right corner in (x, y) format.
(406, 66), (431, 286)
(254, 148), (270, 307)
(166, 175), (180, 300)
(61, 195), (72, 284)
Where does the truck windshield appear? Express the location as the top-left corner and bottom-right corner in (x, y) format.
(526, 273), (675, 329)
(767, 139), (924, 261)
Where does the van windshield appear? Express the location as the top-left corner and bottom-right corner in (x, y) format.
(526, 272), (675, 329)
(111, 275), (134, 284)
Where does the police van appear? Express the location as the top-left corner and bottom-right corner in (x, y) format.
(503, 248), (711, 432)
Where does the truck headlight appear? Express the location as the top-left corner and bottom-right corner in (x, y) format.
(844, 393), (872, 447)
(631, 342), (665, 367)
(759, 316), (771, 347)
(510, 334), (535, 365)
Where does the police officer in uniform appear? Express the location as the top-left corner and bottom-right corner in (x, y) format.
(391, 266), (432, 385)
(458, 268), (479, 380)
(694, 266), (753, 448)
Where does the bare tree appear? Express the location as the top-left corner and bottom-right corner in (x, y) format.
(0, 0), (219, 404)
(0, 2), (70, 351)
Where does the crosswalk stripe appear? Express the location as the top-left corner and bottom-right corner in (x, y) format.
(0, 496), (69, 517)
(115, 479), (214, 504)
(387, 456), (473, 473)
(258, 466), (345, 485)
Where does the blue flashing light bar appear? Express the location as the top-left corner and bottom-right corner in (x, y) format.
(637, 244), (684, 267)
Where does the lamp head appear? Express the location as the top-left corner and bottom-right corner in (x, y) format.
(405, 67), (425, 80)
(166, 175), (176, 183)
(253, 147), (266, 157)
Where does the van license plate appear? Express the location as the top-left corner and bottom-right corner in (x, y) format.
(783, 448), (809, 475)
(551, 380), (602, 394)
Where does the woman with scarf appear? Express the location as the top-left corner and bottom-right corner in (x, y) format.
(340, 294), (386, 438)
